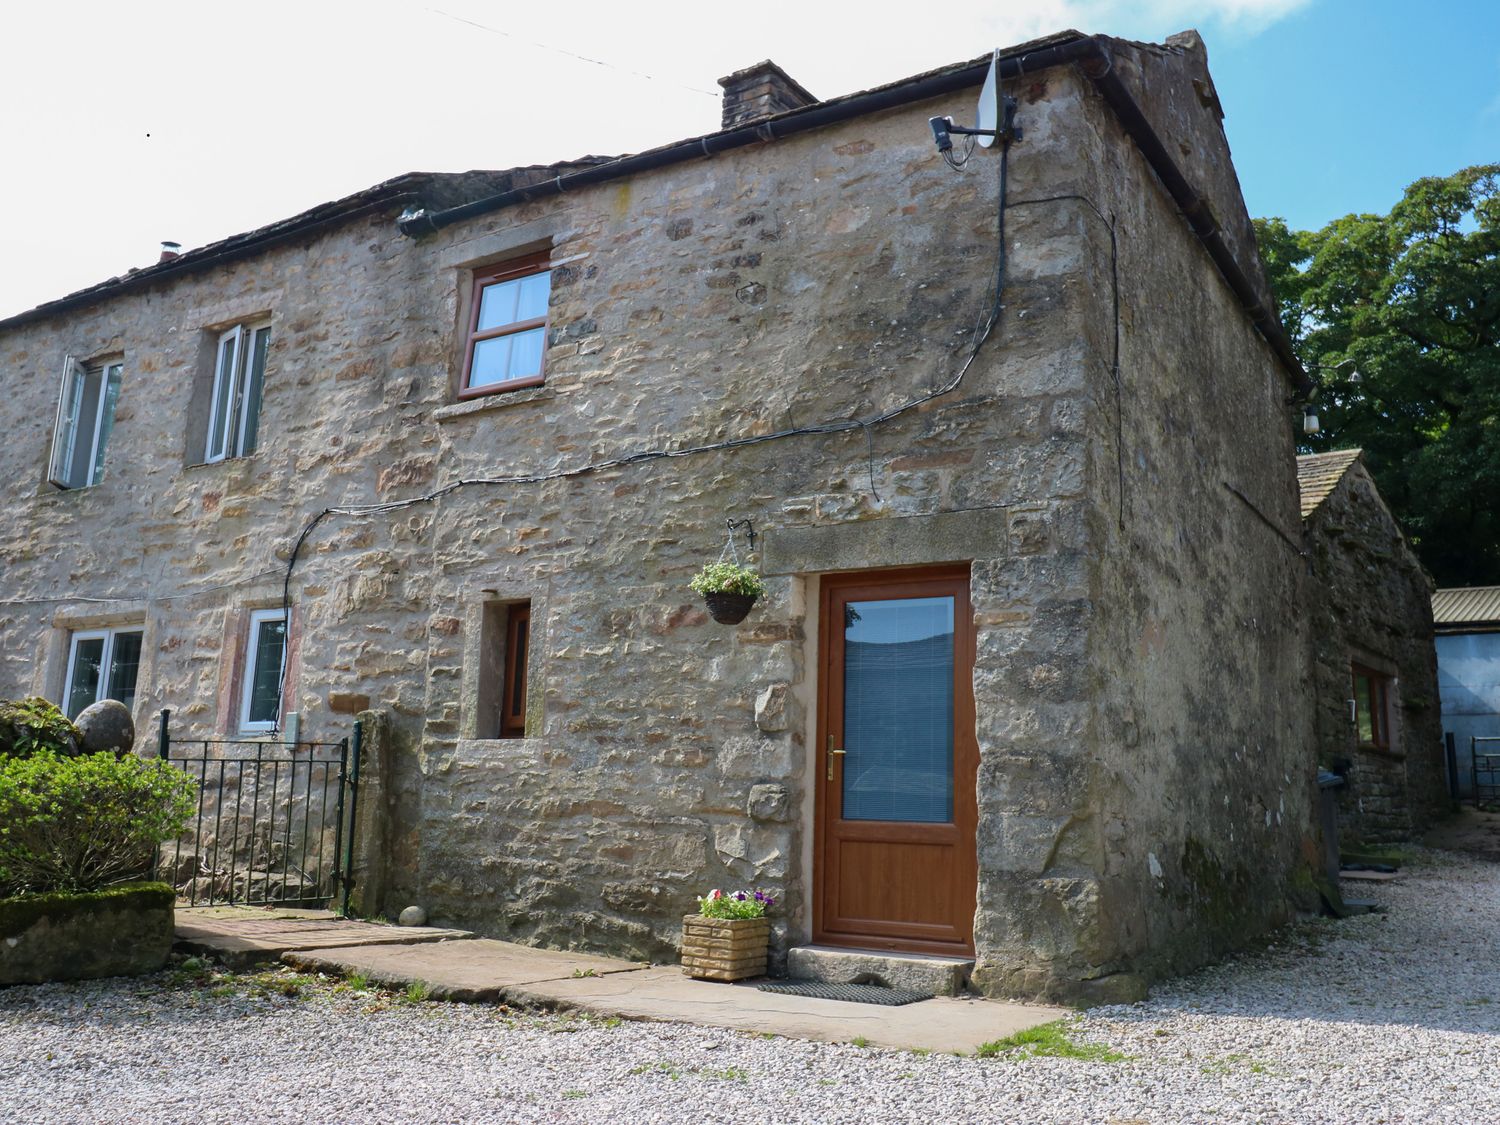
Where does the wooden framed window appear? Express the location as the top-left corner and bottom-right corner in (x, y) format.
(63, 627), (143, 720)
(49, 356), (124, 489)
(500, 602), (531, 738)
(461, 254), (551, 398)
(1351, 664), (1391, 751)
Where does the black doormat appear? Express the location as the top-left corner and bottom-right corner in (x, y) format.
(756, 981), (932, 1006)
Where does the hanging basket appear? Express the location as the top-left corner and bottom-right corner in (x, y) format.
(703, 592), (758, 625)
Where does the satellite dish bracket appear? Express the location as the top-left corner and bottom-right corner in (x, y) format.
(928, 97), (1022, 154)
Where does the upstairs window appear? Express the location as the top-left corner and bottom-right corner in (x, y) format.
(49, 356), (123, 489)
(206, 321), (270, 463)
(1351, 664), (1392, 752)
(64, 627), (143, 720)
(240, 608), (287, 733)
(461, 255), (550, 397)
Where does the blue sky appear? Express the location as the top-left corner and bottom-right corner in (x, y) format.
(0, 0), (1493, 316)
(1203, 0), (1500, 229)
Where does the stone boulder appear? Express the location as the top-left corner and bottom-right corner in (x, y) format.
(75, 700), (136, 757)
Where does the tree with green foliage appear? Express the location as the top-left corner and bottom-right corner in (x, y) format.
(1254, 164), (1500, 587)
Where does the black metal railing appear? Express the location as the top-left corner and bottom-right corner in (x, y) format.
(155, 710), (362, 912)
(1473, 735), (1500, 807)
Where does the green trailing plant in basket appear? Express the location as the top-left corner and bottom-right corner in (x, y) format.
(689, 562), (766, 599)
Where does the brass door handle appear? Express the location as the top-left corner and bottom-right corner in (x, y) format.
(825, 736), (846, 781)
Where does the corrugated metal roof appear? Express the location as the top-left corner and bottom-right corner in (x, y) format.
(1433, 587), (1500, 626)
(1296, 449), (1363, 519)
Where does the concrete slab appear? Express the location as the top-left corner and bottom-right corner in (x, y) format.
(175, 910), (473, 968)
(507, 967), (1068, 1055)
(280, 939), (647, 1001)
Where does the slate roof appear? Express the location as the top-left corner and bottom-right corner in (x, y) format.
(1432, 587), (1500, 627)
(1296, 449), (1364, 519)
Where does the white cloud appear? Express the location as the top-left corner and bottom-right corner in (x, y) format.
(0, 0), (1310, 317)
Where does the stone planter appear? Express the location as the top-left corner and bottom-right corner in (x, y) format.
(0, 882), (175, 986)
(681, 914), (770, 981)
(702, 592), (758, 625)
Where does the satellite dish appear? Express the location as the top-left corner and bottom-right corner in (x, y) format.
(975, 49), (1000, 148)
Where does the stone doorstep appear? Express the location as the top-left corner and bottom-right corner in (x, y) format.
(785, 945), (976, 998)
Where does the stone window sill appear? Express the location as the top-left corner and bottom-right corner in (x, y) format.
(434, 385), (553, 422)
(183, 453), (261, 473)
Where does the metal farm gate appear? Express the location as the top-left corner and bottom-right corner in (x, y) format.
(154, 710), (363, 912)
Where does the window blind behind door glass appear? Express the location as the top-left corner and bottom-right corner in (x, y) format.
(841, 596), (955, 823)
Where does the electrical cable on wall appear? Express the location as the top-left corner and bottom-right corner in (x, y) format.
(263, 99), (1124, 731)
(268, 133), (1014, 728)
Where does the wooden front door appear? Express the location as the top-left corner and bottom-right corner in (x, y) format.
(814, 566), (978, 955)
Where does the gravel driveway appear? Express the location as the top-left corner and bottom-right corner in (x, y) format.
(5, 847), (1498, 1124)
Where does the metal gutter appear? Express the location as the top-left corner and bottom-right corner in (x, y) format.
(398, 34), (1313, 397)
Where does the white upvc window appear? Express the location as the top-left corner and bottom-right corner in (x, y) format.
(49, 356), (124, 489)
(205, 321), (271, 463)
(240, 608), (287, 733)
(64, 627), (144, 720)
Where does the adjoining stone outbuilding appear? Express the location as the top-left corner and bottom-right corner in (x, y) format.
(0, 30), (1329, 1002)
(1297, 449), (1447, 844)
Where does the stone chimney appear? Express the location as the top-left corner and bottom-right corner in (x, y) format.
(717, 60), (817, 130)
(159, 241), (182, 263)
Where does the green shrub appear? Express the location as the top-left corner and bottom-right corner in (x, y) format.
(0, 751), (196, 896)
(0, 698), (80, 760)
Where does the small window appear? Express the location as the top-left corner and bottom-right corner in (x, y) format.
(64, 627), (143, 720)
(240, 609), (287, 733)
(206, 321), (271, 463)
(49, 356), (123, 489)
(461, 256), (551, 397)
(500, 602), (531, 738)
(1351, 664), (1391, 751)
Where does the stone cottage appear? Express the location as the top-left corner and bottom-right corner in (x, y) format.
(1297, 449), (1446, 842)
(0, 30), (1325, 1002)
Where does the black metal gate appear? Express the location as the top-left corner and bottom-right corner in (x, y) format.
(155, 710), (363, 912)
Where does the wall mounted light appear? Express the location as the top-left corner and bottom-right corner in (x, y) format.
(1302, 404), (1321, 435)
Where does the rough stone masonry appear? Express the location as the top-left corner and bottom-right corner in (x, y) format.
(0, 31), (1326, 1002)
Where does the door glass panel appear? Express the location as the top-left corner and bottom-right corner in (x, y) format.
(66, 637), (105, 719)
(842, 595), (955, 823)
(106, 631), (143, 714)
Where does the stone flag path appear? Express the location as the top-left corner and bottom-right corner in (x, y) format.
(177, 907), (1064, 1054)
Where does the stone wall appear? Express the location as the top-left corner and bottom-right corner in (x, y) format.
(1305, 461), (1445, 843)
(0, 883), (175, 984)
(964, 35), (1319, 1000)
(0, 36), (1320, 998)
